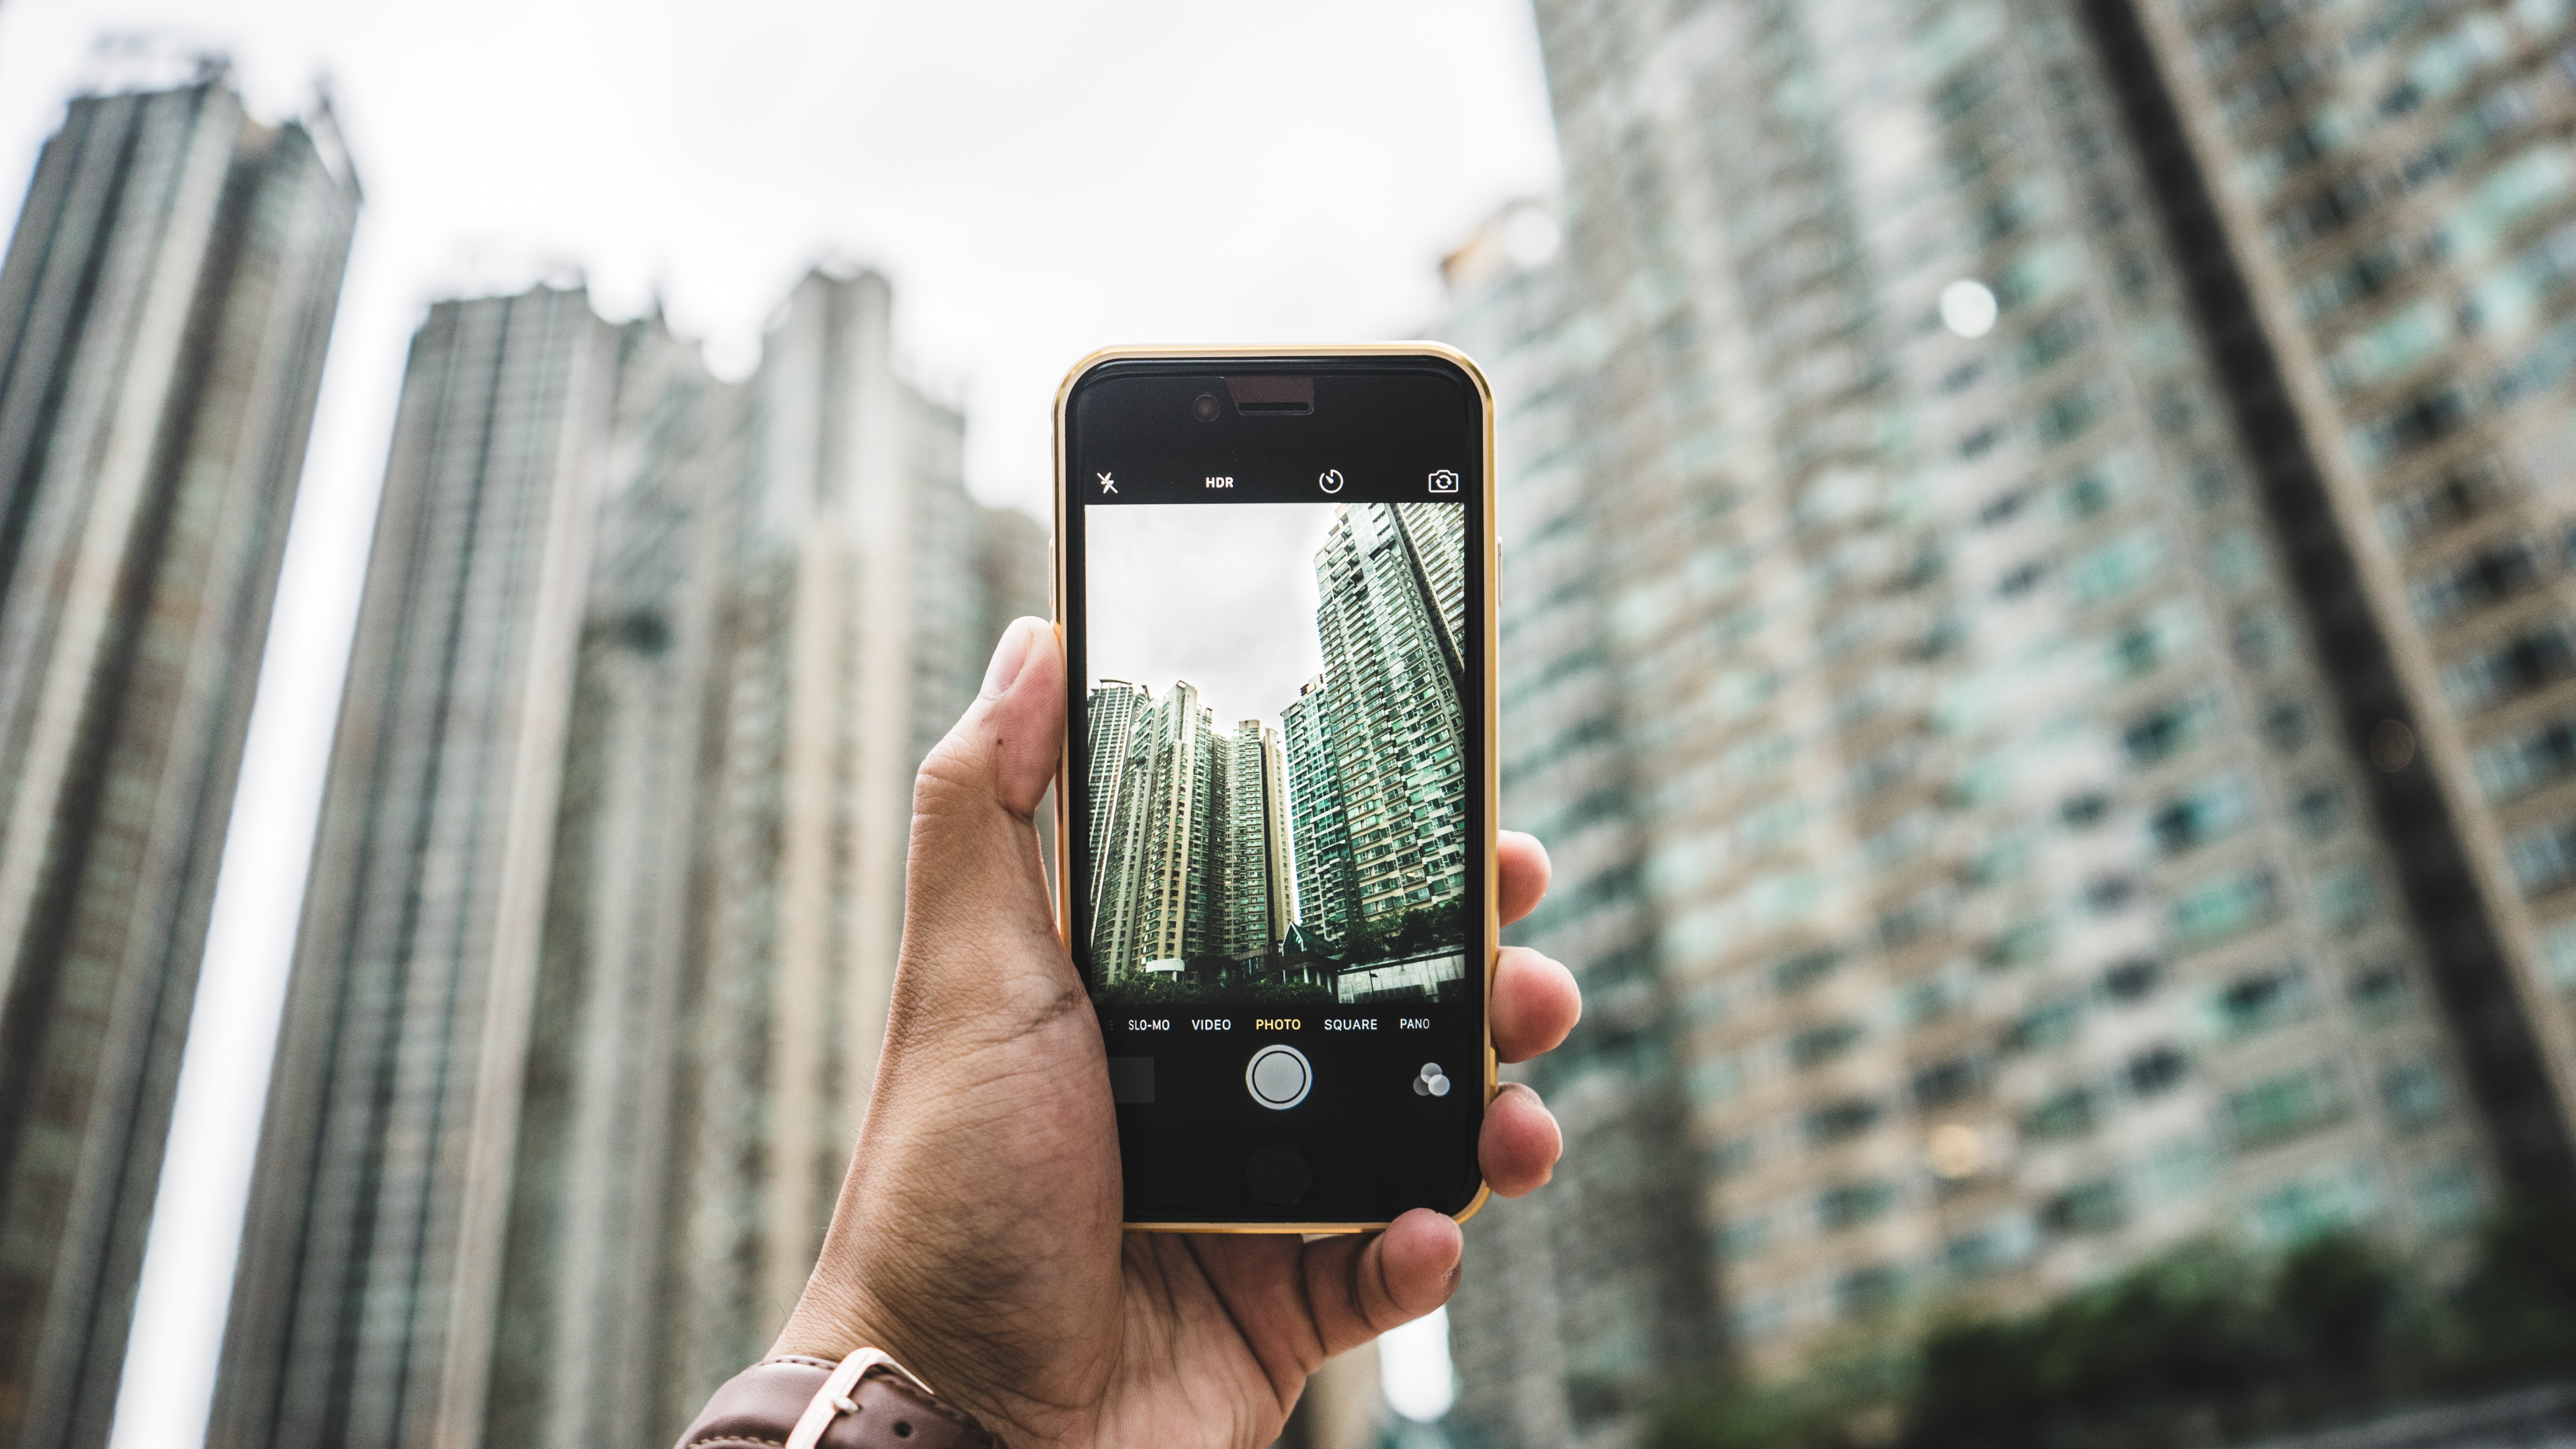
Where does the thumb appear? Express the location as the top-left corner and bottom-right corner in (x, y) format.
(970, 615), (1063, 817)
(894, 617), (1069, 1014)
(916, 615), (1062, 827)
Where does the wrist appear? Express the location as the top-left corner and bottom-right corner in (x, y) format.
(679, 1348), (1004, 1449)
(772, 1285), (1035, 1449)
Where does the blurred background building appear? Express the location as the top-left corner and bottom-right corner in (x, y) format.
(1438, 0), (2576, 1443)
(207, 271), (1039, 1449)
(0, 67), (356, 1449)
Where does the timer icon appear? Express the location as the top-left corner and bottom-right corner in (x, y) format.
(1318, 469), (1344, 495)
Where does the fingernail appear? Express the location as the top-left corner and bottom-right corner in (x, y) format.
(980, 617), (1035, 700)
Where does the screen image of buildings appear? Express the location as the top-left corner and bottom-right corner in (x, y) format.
(1084, 501), (1474, 1003)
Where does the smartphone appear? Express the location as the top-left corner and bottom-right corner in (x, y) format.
(1053, 346), (1497, 1230)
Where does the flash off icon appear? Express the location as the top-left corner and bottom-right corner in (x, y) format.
(1427, 468), (1460, 494)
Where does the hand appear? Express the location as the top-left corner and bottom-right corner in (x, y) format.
(772, 617), (1582, 1448)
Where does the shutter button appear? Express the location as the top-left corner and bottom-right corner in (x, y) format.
(1246, 1045), (1312, 1109)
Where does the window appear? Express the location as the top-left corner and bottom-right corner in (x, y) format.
(2510, 818), (2576, 896)
(2024, 1087), (2097, 1141)
(2152, 774), (2253, 854)
(2250, 1167), (2371, 1244)
(2299, 241), (2406, 323)
(2204, 529), (2267, 592)
(2125, 697), (2213, 766)
(1710, 1136), (1759, 1179)
(2172, 867), (2282, 949)
(2263, 699), (2312, 753)
(2443, 624), (2576, 711)
(1790, 1021), (1864, 1069)
(2102, 956), (2163, 1000)
(1717, 1215), (1771, 1262)
(2018, 309), (2093, 376)
(2354, 384), (2469, 468)
(2377, 459), (2505, 545)
(2005, 995), (2084, 1052)
(1806, 1097), (1883, 1145)
(1817, 1180), (1898, 1230)
(1837, 1265), (1904, 1318)
(2044, 1178), (2128, 1234)
(2295, 784), (2348, 839)
(2112, 621), (2166, 676)
(2233, 607), (2289, 668)
(2225, 1065), (2348, 1148)
(2319, 864), (2380, 934)
(1772, 948), (1843, 994)
(2409, 538), (2543, 627)
(2216, 961), (2310, 1038)
(2545, 918), (2576, 990)
(2328, 296), (2454, 392)
(2381, 1060), (2447, 1129)
(1691, 1055), (1745, 1105)
(2128, 1045), (2190, 1096)
(2036, 385), (2105, 447)
(2085, 873), (2140, 914)
(1913, 1055), (1986, 1106)
(2067, 529), (2164, 604)
(2350, 961), (2413, 1022)
(2474, 715), (2576, 801)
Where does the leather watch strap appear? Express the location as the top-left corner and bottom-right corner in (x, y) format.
(676, 1352), (1004, 1449)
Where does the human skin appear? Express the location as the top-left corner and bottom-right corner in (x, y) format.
(771, 617), (1585, 1448)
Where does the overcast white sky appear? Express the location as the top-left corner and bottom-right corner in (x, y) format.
(1089, 503), (1341, 728)
(0, 3), (1557, 1444)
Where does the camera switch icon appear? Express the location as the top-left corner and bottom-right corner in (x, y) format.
(1427, 469), (1460, 494)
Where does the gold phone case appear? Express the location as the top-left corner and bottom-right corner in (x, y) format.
(1052, 343), (1501, 1234)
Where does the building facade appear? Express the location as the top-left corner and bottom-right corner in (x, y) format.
(678, 265), (1024, 1370)
(1437, 0), (2576, 1438)
(1220, 716), (1295, 963)
(1087, 680), (1295, 980)
(0, 76), (357, 1449)
(211, 285), (612, 1449)
(1283, 674), (1359, 941)
(214, 268), (1043, 1449)
(478, 314), (747, 1449)
(1298, 502), (1473, 936)
(2107, 0), (2576, 1182)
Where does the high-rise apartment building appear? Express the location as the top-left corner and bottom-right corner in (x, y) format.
(1438, 0), (2576, 1439)
(479, 315), (747, 1449)
(0, 75), (357, 1449)
(1088, 681), (1294, 979)
(671, 265), (1026, 1380)
(212, 286), (613, 1449)
(1088, 678), (1152, 910)
(214, 265), (1043, 1449)
(1439, 204), (1722, 1449)
(1092, 679), (1218, 978)
(1300, 502), (1472, 929)
(2099, 0), (2576, 1173)
(1221, 716), (1295, 961)
(1282, 675), (1359, 939)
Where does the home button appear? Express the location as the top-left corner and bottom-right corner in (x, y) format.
(1247, 1141), (1313, 1206)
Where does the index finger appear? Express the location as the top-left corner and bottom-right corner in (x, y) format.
(1500, 830), (1550, 926)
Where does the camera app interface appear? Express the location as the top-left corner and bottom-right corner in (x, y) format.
(1084, 498), (1469, 1010)
(1075, 466), (1483, 1216)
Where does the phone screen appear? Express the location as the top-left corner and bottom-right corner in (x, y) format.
(1061, 359), (1489, 1224)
